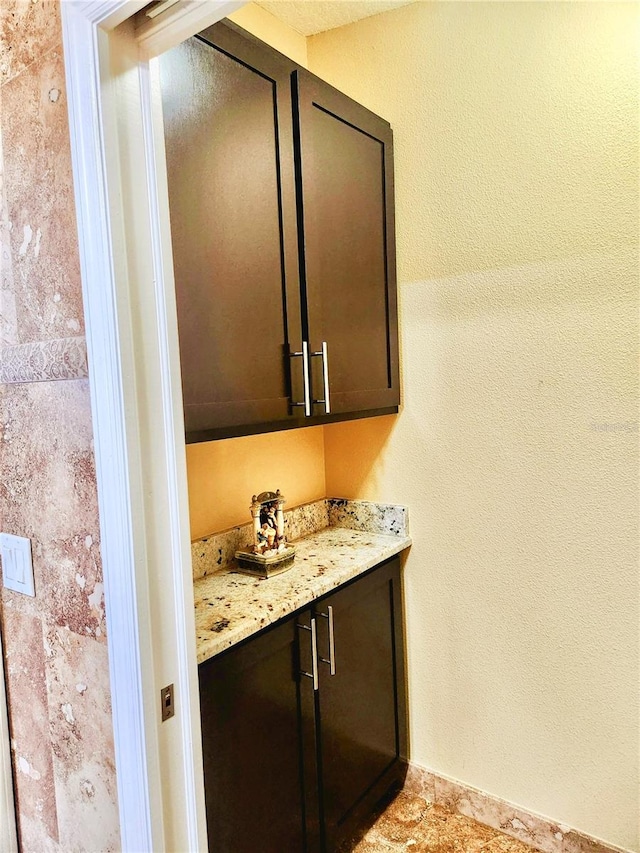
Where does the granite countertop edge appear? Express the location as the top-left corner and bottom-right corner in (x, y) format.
(195, 527), (412, 665)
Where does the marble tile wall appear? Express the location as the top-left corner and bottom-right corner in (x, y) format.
(0, 2), (119, 850)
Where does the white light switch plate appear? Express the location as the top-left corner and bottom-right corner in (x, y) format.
(0, 534), (35, 597)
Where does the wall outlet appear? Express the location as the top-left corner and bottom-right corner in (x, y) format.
(0, 534), (35, 597)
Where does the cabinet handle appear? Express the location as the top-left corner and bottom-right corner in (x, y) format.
(317, 605), (336, 676)
(311, 341), (330, 414)
(289, 341), (311, 417)
(298, 618), (319, 690)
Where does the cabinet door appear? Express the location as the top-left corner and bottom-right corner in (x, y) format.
(199, 615), (319, 853)
(314, 558), (407, 850)
(159, 23), (303, 440)
(293, 71), (400, 418)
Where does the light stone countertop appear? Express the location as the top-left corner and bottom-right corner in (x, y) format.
(194, 525), (411, 664)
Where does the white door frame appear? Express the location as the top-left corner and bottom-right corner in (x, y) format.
(59, 2), (244, 850)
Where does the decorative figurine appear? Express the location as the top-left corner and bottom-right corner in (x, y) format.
(235, 490), (296, 577)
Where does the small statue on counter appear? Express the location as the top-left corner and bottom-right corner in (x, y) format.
(251, 490), (286, 556)
(236, 490), (296, 577)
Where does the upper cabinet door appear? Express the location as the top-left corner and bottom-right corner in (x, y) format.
(159, 25), (302, 441)
(293, 70), (400, 417)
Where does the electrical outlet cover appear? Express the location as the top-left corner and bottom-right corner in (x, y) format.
(0, 534), (35, 597)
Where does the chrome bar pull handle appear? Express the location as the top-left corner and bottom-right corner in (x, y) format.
(302, 341), (312, 417)
(289, 341), (311, 417)
(321, 341), (330, 414)
(311, 341), (330, 414)
(298, 618), (319, 690)
(317, 605), (336, 676)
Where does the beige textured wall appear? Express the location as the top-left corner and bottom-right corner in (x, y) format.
(187, 427), (326, 537)
(186, 3), (324, 538)
(0, 1), (119, 849)
(310, 2), (639, 849)
(228, 1), (307, 65)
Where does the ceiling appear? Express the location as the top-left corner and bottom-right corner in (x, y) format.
(257, 0), (417, 36)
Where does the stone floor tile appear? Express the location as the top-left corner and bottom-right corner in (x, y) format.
(562, 832), (622, 853)
(351, 839), (403, 853)
(341, 790), (540, 853)
(404, 764), (437, 802)
(441, 811), (498, 851)
(482, 834), (540, 852)
(373, 792), (432, 844)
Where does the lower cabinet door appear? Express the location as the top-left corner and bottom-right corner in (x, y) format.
(199, 616), (315, 853)
(313, 558), (408, 850)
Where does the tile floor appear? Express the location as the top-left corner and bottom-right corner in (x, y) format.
(343, 790), (538, 852)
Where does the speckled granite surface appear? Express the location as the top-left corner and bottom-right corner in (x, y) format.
(194, 525), (411, 664)
(191, 498), (408, 580)
(191, 499), (330, 581)
(328, 498), (408, 537)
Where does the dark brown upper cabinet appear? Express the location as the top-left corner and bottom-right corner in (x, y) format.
(293, 70), (399, 418)
(159, 22), (399, 442)
(159, 24), (302, 438)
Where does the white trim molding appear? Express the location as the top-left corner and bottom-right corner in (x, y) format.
(60, 1), (245, 850)
(61, 2), (158, 849)
(135, 0), (244, 56)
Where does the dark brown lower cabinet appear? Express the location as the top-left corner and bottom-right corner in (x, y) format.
(198, 617), (309, 853)
(198, 557), (407, 853)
